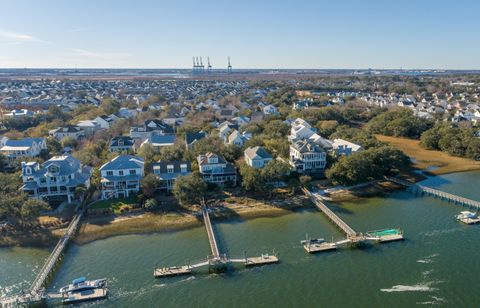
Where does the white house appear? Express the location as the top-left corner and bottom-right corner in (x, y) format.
(227, 130), (251, 147)
(331, 139), (363, 156)
(49, 125), (85, 141)
(244, 146), (273, 168)
(99, 155), (144, 200)
(0, 137), (46, 159)
(94, 114), (120, 129)
(263, 104), (279, 115)
(76, 120), (101, 136)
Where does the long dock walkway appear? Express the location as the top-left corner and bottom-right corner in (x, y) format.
(1, 210), (84, 307)
(202, 207), (220, 258)
(302, 188), (364, 242)
(386, 176), (480, 209)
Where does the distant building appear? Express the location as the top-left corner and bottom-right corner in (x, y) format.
(76, 120), (101, 136)
(152, 160), (192, 191)
(0, 137), (46, 159)
(21, 155), (92, 203)
(197, 152), (237, 186)
(109, 136), (136, 153)
(244, 146), (273, 169)
(94, 114), (120, 129)
(227, 130), (251, 147)
(5, 109), (35, 118)
(289, 139), (327, 174)
(130, 119), (174, 139)
(262, 104), (279, 115)
(99, 155), (144, 200)
(49, 125), (85, 141)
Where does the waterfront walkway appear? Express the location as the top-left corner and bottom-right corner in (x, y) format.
(302, 187), (364, 242)
(386, 176), (480, 209)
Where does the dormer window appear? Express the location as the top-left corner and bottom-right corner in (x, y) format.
(167, 165), (174, 173)
(180, 164), (187, 173)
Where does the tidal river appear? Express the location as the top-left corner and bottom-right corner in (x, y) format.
(1, 171), (479, 307)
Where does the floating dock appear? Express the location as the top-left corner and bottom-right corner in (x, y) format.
(366, 229), (404, 243)
(304, 241), (337, 253)
(154, 265), (192, 278)
(237, 254), (279, 267)
(62, 288), (108, 304)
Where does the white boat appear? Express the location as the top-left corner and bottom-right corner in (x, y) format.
(59, 277), (107, 294)
(455, 211), (477, 220)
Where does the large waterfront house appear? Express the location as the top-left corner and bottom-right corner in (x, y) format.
(49, 125), (85, 141)
(152, 160), (192, 191)
(197, 152), (237, 186)
(21, 155), (92, 203)
(130, 119), (174, 139)
(289, 139), (327, 174)
(0, 137), (46, 159)
(99, 155), (144, 200)
(109, 136), (136, 153)
(244, 146), (273, 169)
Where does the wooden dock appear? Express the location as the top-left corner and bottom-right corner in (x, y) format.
(303, 242), (337, 253)
(386, 176), (480, 209)
(202, 207), (221, 258)
(1, 210), (85, 307)
(154, 266), (192, 278)
(230, 254), (280, 267)
(62, 288), (108, 304)
(302, 188), (365, 243)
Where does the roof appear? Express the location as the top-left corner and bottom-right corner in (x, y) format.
(151, 160), (192, 175)
(148, 134), (176, 146)
(110, 136), (134, 147)
(185, 131), (207, 145)
(291, 139), (326, 154)
(244, 146), (273, 160)
(332, 139), (363, 152)
(100, 155), (144, 171)
(197, 152), (227, 165)
(2, 137), (45, 149)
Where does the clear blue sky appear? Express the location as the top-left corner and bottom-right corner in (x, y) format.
(1, 0), (479, 69)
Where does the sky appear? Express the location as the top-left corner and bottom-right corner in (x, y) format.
(0, 0), (479, 69)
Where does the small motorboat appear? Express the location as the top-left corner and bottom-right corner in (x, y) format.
(59, 277), (107, 294)
(455, 211), (477, 220)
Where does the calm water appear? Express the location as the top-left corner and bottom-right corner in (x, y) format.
(1, 171), (480, 307)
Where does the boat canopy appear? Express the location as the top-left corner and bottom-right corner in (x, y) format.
(72, 277), (86, 285)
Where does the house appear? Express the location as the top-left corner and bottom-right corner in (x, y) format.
(152, 161), (192, 191)
(130, 120), (174, 139)
(331, 139), (363, 156)
(185, 131), (208, 150)
(109, 136), (136, 153)
(117, 107), (139, 119)
(289, 139), (327, 175)
(244, 146), (273, 168)
(21, 155), (92, 203)
(5, 109), (35, 118)
(263, 104), (279, 115)
(163, 108), (184, 126)
(0, 137), (47, 159)
(141, 134), (176, 152)
(293, 101), (310, 110)
(227, 129), (251, 147)
(49, 125), (85, 141)
(218, 121), (238, 141)
(94, 114), (120, 129)
(99, 155), (144, 200)
(232, 116), (251, 127)
(76, 120), (101, 136)
(197, 152), (237, 186)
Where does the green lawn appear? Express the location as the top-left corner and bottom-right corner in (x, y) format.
(90, 196), (139, 214)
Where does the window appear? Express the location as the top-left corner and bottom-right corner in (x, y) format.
(129, 169), (136, 175)
(180, 164), (187, 173)
(119, 170), (124, 176)
(106, 171), (113, 176)
(167, 165), (174, 174)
